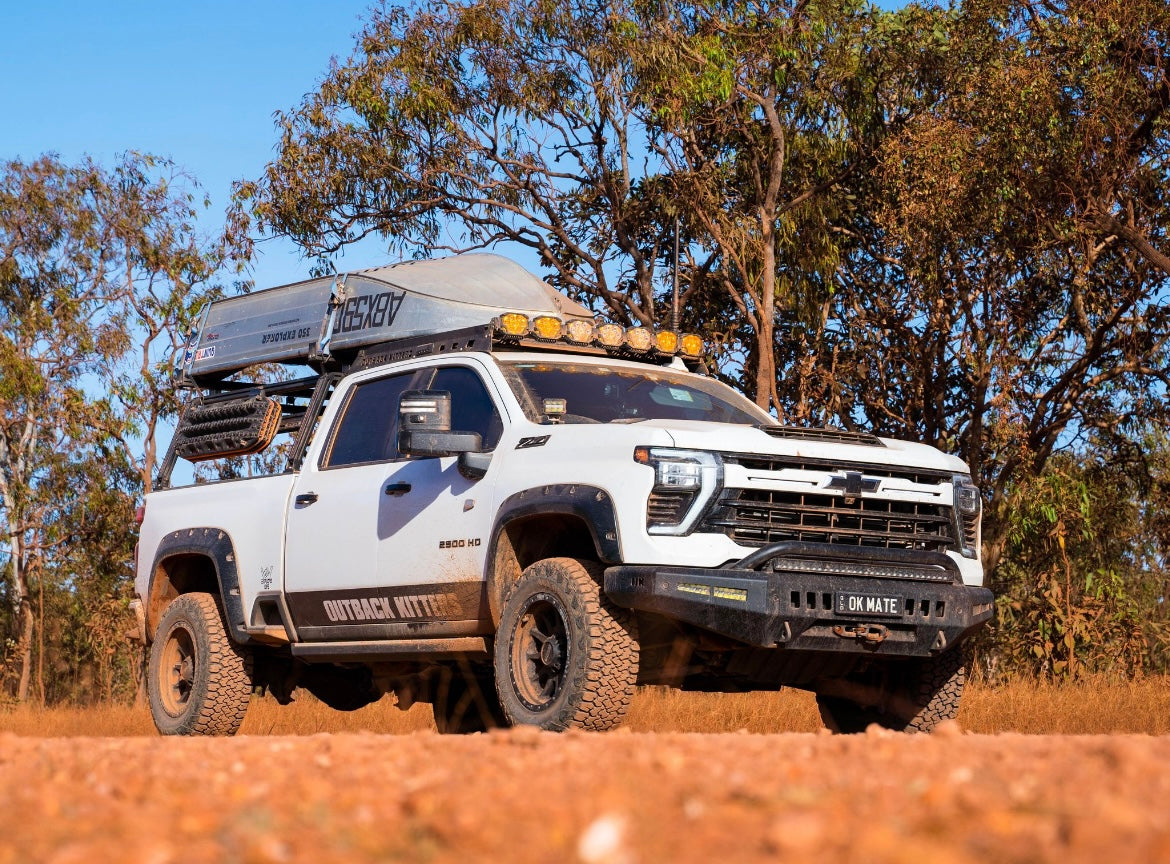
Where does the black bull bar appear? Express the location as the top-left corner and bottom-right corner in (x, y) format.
(603, 542), (994, 657)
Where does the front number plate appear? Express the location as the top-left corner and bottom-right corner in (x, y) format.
(835, 592), (902, 617)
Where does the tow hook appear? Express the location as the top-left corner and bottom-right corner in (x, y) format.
(833, 623), (889, 644)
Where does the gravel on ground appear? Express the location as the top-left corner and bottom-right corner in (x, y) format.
(2, 725), (1167, 864)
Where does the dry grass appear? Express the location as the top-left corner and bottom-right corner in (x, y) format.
(957, 675), (1170, 735)
(2, 676), (1169, 737)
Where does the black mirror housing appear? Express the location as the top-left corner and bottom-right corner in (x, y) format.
(398, 389), (483, 458)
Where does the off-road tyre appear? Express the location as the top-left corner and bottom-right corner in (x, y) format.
(816, 649), (966, 734)
(301, 665), (381, 712)
(495, 557), (639, 731)
(432, 661), (509, 734)
(147, 592), (252, 736)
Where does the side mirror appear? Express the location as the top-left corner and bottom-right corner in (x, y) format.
(398, 390), (483, 458)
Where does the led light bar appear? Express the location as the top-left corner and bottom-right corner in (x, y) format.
(771, 558), (953, 583)
(491, 311), (707, 359)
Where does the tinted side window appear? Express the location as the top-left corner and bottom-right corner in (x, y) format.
(429, 366), (503, 450)
(324, 372), (415, 467)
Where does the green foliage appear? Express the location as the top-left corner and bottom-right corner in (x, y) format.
(627, 0), (883, 411)
(977, 440), (1170, 680)
(238, 0), (680, 329)
(820, 0), (1170, 573)
(0, 153), (249, 703)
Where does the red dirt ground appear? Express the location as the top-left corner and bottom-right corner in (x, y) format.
(2, 725), (1167, 864)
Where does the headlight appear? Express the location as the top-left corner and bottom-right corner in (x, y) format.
(952, 475), (982, 559)
(634, 447), (722, 535)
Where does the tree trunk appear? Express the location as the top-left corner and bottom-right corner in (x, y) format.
(980, 506), (1009, 581)
(16, 596), (33, 703)
(6, 531), (34, 703)
(755, 219), (779, 414)
(755, 315), (777, 413)
(36, 565), (45, 704)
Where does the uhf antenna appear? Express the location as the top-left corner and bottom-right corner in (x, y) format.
(671, 215), (681, 332)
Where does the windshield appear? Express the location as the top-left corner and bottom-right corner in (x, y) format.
(501, 360), (773, 426)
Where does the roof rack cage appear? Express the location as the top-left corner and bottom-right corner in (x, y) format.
(175, 253), (592, 388)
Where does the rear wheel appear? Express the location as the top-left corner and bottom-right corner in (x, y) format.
(494, 557), (639, 731)
(816, 650), (966, 734)
(432, 662), (508, 734)
(147, 592), (252, 736)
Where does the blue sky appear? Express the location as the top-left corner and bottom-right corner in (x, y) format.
(2, 0), (904, 291)
(1, 0), (376, 288)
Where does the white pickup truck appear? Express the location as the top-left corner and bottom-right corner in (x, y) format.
(132, 254), (992, 735)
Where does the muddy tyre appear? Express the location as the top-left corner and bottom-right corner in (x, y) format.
(494, 557), (638, 731)
(432, 662), (509, 734)
(147, 592), (252, 736)
(817, 649), (965, 734)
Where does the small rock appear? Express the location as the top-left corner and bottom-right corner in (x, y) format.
(577, 813), (632, 864)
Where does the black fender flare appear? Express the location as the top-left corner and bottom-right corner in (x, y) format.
(484, 484), (621, 624)
(147, 527), (250, 645)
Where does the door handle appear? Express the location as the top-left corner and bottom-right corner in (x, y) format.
(295, 492), (319, 506)
(384, 482), (412, 496)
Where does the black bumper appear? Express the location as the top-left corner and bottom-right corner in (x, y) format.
(603, 542), (994, 658)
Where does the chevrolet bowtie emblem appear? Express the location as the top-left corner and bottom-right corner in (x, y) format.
(825, 471), (880, 502)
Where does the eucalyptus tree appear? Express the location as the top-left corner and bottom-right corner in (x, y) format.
(0, 154), (246, 701)
(627, 0), (885, 413)
(244, 0), (885, 412)
(833, 0), (1170, 571)
(240, 0), (678, 328)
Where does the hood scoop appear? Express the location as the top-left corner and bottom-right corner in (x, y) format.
(760, 425), (886, 448)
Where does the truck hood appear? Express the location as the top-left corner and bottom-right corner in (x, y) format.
(628, 419), (970, 474)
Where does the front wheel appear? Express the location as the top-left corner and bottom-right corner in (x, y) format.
(494, 557), (639, 731)
(147, 592), (252, 736)
(816, 649), (966, 734)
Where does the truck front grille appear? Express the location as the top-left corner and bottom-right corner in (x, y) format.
(700, 488), (956, 552)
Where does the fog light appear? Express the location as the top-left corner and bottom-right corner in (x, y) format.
(565, 320), (595, 344)
(654, 331), (679, 354)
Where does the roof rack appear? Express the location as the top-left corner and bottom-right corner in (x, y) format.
(176, 253), (592, 387)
